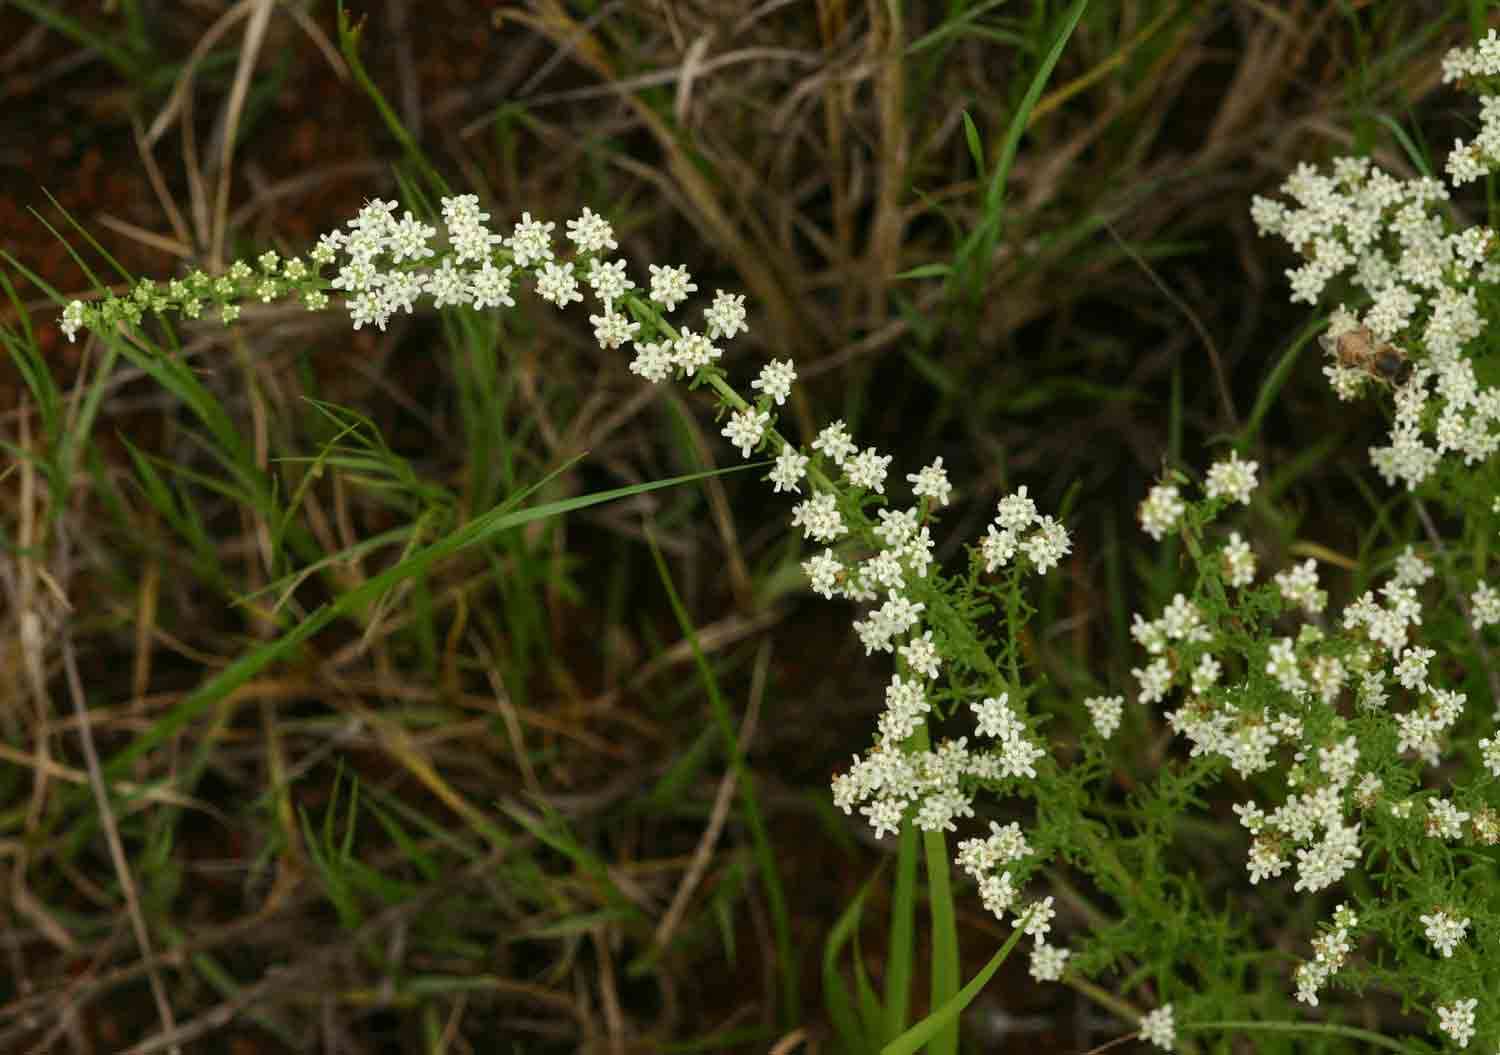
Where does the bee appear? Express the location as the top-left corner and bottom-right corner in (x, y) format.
(1320, 323), (1413, 387)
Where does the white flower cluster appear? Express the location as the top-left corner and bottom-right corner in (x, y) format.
(1203, 450), (1259, 505)
(1437, 997), (1479, 1049)
(1471, 580), (1500, 629)
(830, 683), (1058, 846)
(953, 820), (1067, 979)
(978, 485), (1072, 574)
(830, 735), (978, 840)
(970, 694), (1047, 779)
(1129, 593), (1213, 706)
(1138, 1004), (1176, 1052)
(1139, 453), (1259, 543)
(1293, 902), (1358, 1007)
(1229, 758), (1362, 895)
(1419, 907), (1471, 958)
(315, 195), (524, 330)
(1138, 481), (1186, 541)
(1124, 440), (1498, 1024)
(117, 197), (1058, 906)
(1252, 45), (1500, 490)
(1221, 531), (1257, 587)
(1274, 559), (1327, 615)
(1336, 553), (1471, 769)
(1479, 731), (1500, 777)
(1084, 694), (1124, 739)
(1444, 30), (1500, 185)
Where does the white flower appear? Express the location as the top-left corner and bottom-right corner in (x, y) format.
(440, 194), (485, 228)
(1159, 594), (1208, 642)
(704, 289), (749, 340)
(1020, 896), (1055, 941)
(877, 674), (931, 745)
(534, 260), (583, 306)
(980, 524), (1018, 573)
(347, 289), (387, 331)
(1426, 797), (1470, 841)
(1205, 450), (1259, 504)
(647, 263), (697, 312)
(1393, 544), (1435, 587)
(1191, 653), (1222, 694)
(768, 445), (809, 494)
(996, 734), (1045, 779)
(589, 307), (640, 350)
(442, 195), (500, 263)
(861, 796), (905, 840)
(387, 211), (436, 262)
(310, 230), (344, 264)
(1394, 645), (1436, 691)
(468, 262), (516, 309)
(977, 870), (1017, 921)
(1028, 943), (1069, 982)
(566, 206), (618, 254)
(506, 211), (555, 267)
(629, 340), (674, 383)
(1233, 801), (1266, 833)
(850, 505), (902, 547)
(1266, 637), (1305, 695)
(1084, 695), (1124, 739)
(378, 271), (423, 315)
(1471, 581), (1500, 628)
(59, 299), (87, 342)
(802, 549), (842, 599)
(424, 258), (472, 308)
(670, 328), (721, 372)
(751, 359), (797, 406)
(1247, 834), (1290, 884)
(996, 486), (1038, 531)
(1437, 997), (1478, 1049)
(587, 257), (635, 307)
(790, 492), (847, 543)
(907, 457), (954, 506)
(1139, 482), (1186, 541)
(845, 447), (893, 493)
(1295, 959), (1329, 1006)
(811, 421), (857, 466)
(721, 407), (769, 458)
(331, 257), (378, 292)
(898, 631), (943, 680)
(1274, 558), (1325, 614)
(1023, 516), (1071, 574)
(971, 695), (1024, 740)
(1479, 734), (1500, 777)
(1139, 1004), (1176, 1051)
(1222, 532), (1257, 587)
(1419, 909), (1470, 958)
(1133, 657), (1175, 705)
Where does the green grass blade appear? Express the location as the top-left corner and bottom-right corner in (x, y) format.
(823, 866), (882, 1055)
(881, 926), (1027, 1055)
(882, 821), (918, 1040)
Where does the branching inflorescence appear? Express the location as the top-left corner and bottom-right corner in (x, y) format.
(54, 31), (1500, 1053)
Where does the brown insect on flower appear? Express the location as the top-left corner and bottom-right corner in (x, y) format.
(1320, 323), (1414, 387)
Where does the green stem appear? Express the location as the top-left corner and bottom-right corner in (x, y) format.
(909, 721), (959, 1055)
(1186, 1019), (1418, 1054)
